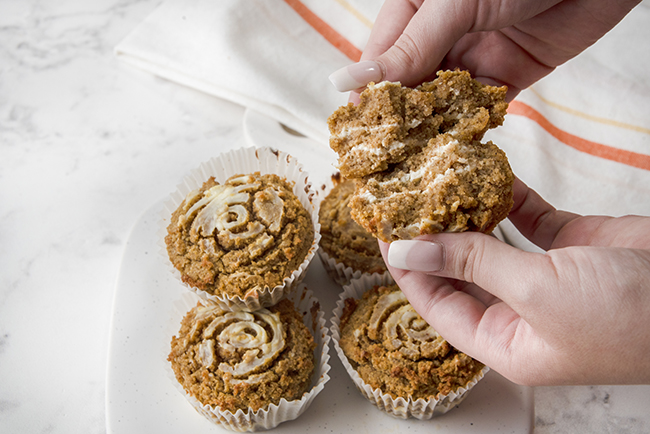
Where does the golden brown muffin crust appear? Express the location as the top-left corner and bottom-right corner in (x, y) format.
(339, 284), (484, 400)
(169, 299), (316, 413)
(318, 179), (387, 274)
(165, 173), (314, 298)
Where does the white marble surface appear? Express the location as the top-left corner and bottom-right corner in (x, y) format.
(0, 1), (648, 433)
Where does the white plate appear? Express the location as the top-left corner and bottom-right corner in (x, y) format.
(105, 109), (534, 433)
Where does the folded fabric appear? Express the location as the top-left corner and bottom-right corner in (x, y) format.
(115, 0), (381, 144)
(116, 0), (650, 250)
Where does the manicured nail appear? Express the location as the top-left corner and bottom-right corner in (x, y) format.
(387, 240), (445, 272)
(329, 60), (383, 92)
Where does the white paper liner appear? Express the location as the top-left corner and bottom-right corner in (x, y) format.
(165, 284), (331, 431)
(314, 172), (387, 286)
(316, 248), (367, 286)
(330, 273), (489, 419)
(159, 146), (321, 311)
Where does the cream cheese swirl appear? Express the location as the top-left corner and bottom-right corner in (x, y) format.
(365, 290), (446, 360)
(181, 174), (285, 257)
(193, 305), (287, 385)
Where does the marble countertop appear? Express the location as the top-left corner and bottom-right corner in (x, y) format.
(1, 1), (648, 433)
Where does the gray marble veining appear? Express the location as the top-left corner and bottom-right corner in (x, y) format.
(0, 1), (648, 433)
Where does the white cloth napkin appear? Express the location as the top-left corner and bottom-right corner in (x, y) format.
(116, 0), (650, 250)
(115, 0), (381, 144)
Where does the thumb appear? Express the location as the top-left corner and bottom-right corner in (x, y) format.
(382, 233), (563, 384)
(374, 0), (471, 86)
(329, 0), (471, 91)
(386, 232), (555, 311)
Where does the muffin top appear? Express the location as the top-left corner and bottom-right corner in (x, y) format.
(339, 284), (484, 400)
(327, 70), (513, 241)
(165, 173), (314, 299)
(168, 298), (316, 413)
(318, 178), (386, 275)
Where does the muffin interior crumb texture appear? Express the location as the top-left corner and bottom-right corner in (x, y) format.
(339, 284), (484, 401)
(319, 179), (386, 274)
(165, 172), (314, 298)
(327, 70), (514, 241)
(169, 299), (316, 413)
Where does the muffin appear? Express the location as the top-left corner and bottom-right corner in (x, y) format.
(167, 284), (331, 431)
(327, 70), (514, 242)
(162, 148), (320, 310)
(331, 274), (488, 419)
(317, 174), (387, 284)
(169, 298), (314, 412)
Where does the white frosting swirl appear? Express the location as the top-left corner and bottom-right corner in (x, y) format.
(181, 176), (286, 254)
(198, 307), (287, 384)
(365, 290), (446, 360)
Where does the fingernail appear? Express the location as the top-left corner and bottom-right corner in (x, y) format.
(387, 240), (445, 272)
(329, 60), (383, 92)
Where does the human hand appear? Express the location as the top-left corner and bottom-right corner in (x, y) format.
(330, 0), (641, 100)
(379, 178), (650, 385)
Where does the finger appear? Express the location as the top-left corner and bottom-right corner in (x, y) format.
(341, 0), (421, 98)
(442, 32), (555, 101)
(448, 278), (503, 307)
(372, 0), (473, 87)
(347, 91), (360, 105)
(330, 0), (563, 92)
(497, 0), (642, 68)
(380, 239), (520, 355)
(444, 0), (640, 98)
(509, 177), (580, 250)
(385, 233), (557, 312)
(379, 240), (500, 308)
(360, 0), (422, 61)
(329, 0), (472, 91)
(345, 0), (429, 106)
(329, 0), (422, 92)
(380, 240), (537, 378)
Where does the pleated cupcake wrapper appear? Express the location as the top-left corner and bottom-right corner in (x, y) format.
(159, 146), (321, 311)
(330, 273), (490, 420)
(314, 172), (387, 286)
(316, 248), (367, 286)
(165, 284), (331, 432)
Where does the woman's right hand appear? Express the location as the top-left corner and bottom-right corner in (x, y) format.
(330, 0), (641, 100)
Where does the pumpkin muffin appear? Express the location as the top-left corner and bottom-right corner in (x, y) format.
(168, 298), (315, 414)
(332, 274), (489, 419)
(318, 175), (387, 283)
(165, 172), (314, 301)
(339, 284), (484, 401)
(328, 70), (514, 242)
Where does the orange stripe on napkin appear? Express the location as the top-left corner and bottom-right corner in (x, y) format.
(508, 100), (650, 171)
(283, 0), (362, 62)
(528, 88), (650, 135)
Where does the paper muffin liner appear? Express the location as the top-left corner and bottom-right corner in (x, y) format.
(165, 284), (331, 432)
(330, 273), (489, 420)
(316, 248), (369, 286)
(159, 146), (321, 311)
(314, 172), (387, 286)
